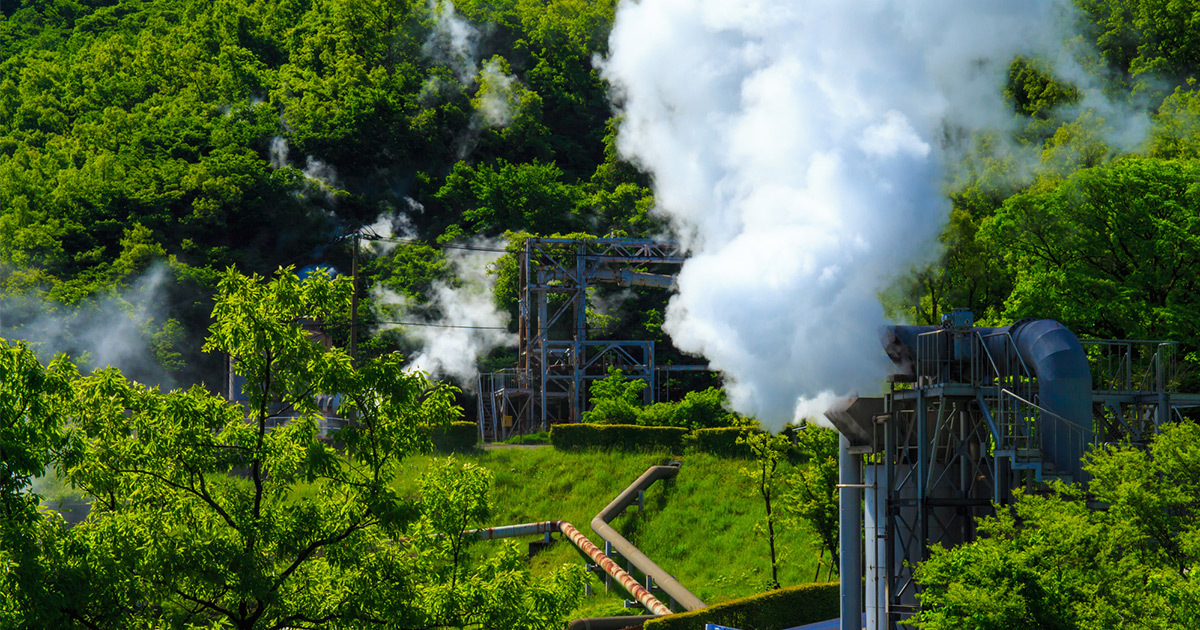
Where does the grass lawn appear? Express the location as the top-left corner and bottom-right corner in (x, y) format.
(33, 444), (832, 620)
(389, 447), (831, 618)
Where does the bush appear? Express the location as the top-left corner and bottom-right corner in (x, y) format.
(501, 431), (550, 445)
(689, 426), (760, 457)
(421, 421), (479, 452)
(637, 388), (748, 430)
(642, 582), (839, 630)
(582, 369), (646, 425)
(550, 423), (688, 452)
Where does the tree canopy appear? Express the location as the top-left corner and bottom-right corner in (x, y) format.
(0, 269), (583, 629)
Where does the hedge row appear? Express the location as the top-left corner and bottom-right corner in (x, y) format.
(421, 421), (479, 452)
(550, 423), (689, 452)
(642, 582), (839, 630)
(547, 423), (766, 455)
(688, 426), (759, 457)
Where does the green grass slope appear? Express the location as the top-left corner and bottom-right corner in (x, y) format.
(390, 447), (828, 619)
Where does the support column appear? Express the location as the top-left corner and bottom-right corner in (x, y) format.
(840, 435), (863, 630)
(864, 464), (885, 630)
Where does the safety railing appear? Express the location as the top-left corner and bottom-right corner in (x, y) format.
(998, 389), (1094, 482)
(1081, 339), (1179, 393)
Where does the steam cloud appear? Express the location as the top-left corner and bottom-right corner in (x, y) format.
(0, 264), (174, 387)
(370, 228), (515, 388)
(477, 57), (519, 127)
(602, 0), (1135, 429)
(423, 0), (480, 84)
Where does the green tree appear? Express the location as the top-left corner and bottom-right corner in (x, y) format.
(739, 431), (790, 591)
(981, 157), (1200, 365)
(0, 268), (582, 629)
(912, 422), (1200, 630)
(784, 424), (840, 581)
(580, 367), (645, 425)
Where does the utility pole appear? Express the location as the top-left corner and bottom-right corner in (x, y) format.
(350, 232), (359, 365)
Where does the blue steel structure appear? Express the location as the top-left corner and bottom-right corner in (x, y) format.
(476, 238), (707, 441)
(826, 309), (1200, 630)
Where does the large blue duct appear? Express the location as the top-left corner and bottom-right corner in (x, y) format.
(882, 318), (1092, 475)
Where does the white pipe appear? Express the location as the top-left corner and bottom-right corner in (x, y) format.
(839, 435), (863, 630)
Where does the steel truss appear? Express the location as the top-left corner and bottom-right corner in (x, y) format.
(867, 328), (1200, 629)
(477, 238), (706, 442)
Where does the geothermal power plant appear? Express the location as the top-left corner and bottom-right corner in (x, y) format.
(475, 238), (1200, 630)
(826, 312), (1200, 629)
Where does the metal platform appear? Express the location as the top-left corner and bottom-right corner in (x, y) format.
(476, 238), (707, 442)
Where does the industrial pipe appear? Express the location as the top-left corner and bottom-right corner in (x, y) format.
(465, 520), (673, 616)
(883, 318), (1092, 473)
(838, 434), (863, 630)
(591, 465), (707, 612)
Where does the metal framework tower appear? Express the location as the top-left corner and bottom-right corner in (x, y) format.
(827, 310), (1200, 630)
(476, 238), (705, 442)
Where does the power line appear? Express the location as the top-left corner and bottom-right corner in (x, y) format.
(375, 319), (509, 330)
(362, 235), (508, 253)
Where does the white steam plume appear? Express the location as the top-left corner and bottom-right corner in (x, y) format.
(362, 200), (422, 257)
(269, 136), (289, 169)
(477, 57), (519, 127)
(0, 264), (174, 387)
(602, 0), (1134, 430)
(423, 0), (480, 84)
(372, 238), (515, 387)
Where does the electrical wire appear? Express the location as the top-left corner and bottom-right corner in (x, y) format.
(374, 319), (509, 330)
(362, 235), (509, 253)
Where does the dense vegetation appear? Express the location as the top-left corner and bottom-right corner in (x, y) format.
(0, 269), (586, 629)
(5, 0), (1200, 626)
(5, 0), (1199, 388)
(912, 422), (1200, 630)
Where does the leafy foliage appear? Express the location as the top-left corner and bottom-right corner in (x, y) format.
(783, 425), (840, 578)
(0, 269), (581, 629)
(912, 421), (1200, 630)
(739, 431), (790, 590)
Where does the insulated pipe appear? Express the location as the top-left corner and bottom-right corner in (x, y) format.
(884, 319), (1092, 473)
(839, 435), (863, 630)
(465, 520), (672, 616)
(591, 465), (707, 612)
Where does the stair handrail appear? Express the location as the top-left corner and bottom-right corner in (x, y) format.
(1000, 388), (1093, 481)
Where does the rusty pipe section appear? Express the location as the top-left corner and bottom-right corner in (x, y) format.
(464, 520), (672, 616)
(591, 465), (706, 612)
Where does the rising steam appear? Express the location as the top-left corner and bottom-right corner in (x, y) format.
(0, 264), (175, 387)
(601, 0), (1134, 429)
(368, 224), (515, 388)
(423, 0), (480, 85)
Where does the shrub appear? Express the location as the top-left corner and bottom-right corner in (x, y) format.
(581, 369), (647, 425)
(501, 431), (550, 445)
(421, 421), (479, 452)
(550, 423), (688, 452)
(637, 388), (748, 430)
(642, 582), (839, 630)
(689, 426), (760, 457)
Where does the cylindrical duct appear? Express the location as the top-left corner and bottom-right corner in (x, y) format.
(839, 434), (863, 630)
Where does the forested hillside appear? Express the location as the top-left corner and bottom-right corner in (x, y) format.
(2, 0), (1200, 385)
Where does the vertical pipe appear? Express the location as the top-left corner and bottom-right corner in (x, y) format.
(864, 464), (885, 630)
(840, 435), (863, 630)
(884, 390), (896, 628)
(350, 233), (359, 365)
(538, 266), (549, 432)
(574, 243), (587, 422)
